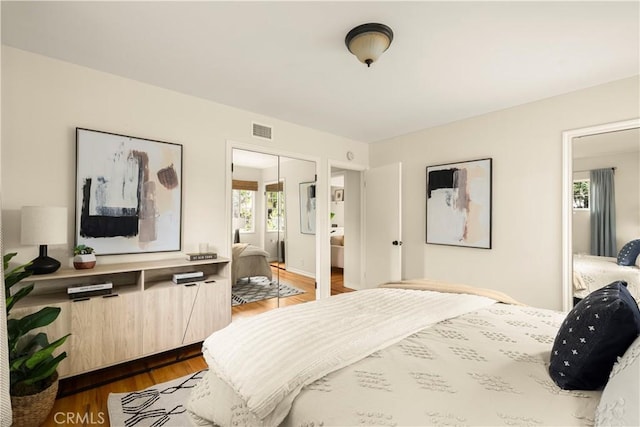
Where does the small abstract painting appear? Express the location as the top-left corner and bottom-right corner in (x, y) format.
(426, 158), (492, 249)
(299, 182), (316, 235)
(75, 128), (182, 255)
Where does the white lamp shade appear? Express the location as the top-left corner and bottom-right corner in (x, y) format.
(348, 31), (392, 65)
(21, 206), (68, 245)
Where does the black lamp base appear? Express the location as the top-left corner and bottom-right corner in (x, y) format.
(25, 245), (61, 275)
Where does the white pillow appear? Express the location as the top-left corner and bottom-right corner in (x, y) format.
(595, 335), (640, 426)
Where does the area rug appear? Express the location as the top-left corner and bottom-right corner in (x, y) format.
(232, 276), (305, 306)
(107, 369), (206, 427)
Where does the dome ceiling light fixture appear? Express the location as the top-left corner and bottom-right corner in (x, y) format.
(345, 22), (394, 68)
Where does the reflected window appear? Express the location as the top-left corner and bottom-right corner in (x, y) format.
(233, 189), (255, 232)
(573, 179), (590, 210)
(266, 188), (285, 232)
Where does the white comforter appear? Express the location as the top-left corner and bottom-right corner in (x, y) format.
(279, 303), (600, 426)
(190, 288), (496, 425)
(188, 287), (601, 426)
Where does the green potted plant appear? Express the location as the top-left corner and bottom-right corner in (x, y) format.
(5, 252), (70, 426)
(73, 244), (96, 269)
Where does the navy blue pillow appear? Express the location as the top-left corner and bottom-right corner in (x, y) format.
(617, 239), (640, 266)
(549, 281), (640, 390)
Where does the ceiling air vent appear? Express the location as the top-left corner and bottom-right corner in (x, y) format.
(252, 122), (273, 141)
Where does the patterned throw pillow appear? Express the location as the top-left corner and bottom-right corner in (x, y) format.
(549, 281), (640, 390)
(595, 335), (640, 426)
(617, 239), (640, 266)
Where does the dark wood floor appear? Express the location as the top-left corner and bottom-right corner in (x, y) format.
(43, 266), (351, 426)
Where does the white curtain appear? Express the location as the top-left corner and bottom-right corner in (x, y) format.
(0, 202), (12, 426)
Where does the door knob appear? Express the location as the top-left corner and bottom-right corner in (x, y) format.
(392, 240), (403, 246)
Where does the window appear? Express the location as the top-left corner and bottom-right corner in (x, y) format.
(573, 179), (589, 210)
(232, 189), (255, 232)
(266, 182), (285, 232)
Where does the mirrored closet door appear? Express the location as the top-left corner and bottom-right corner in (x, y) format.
(231, 148), (316, 316)
(570, 126), (640, 305)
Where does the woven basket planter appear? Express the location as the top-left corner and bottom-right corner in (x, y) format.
(10, 373), (59, 427)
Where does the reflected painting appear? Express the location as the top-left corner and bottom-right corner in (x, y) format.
(299, 182), (316, 235)
(75, 128), (182, 255)
(426, 158), (492, 249)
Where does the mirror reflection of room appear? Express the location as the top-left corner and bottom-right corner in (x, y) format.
(330, 168), (357, 295)
(571, 128), (640, 305)
(231, 149), (318, 318)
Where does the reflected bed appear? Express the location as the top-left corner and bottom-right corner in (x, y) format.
(232, 243), (273, 285)
(573, 254), (640, 302)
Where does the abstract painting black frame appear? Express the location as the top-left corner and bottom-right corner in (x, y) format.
(426, 158), (492, 249)
(75, 128), (183, 255)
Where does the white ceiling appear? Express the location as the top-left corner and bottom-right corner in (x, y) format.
(233, 149), (279, 169)
(573, 127), (640, 159)
(2, 1), (639, 143)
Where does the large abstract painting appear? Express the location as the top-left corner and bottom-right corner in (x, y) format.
(426, 158), (492, 249)
(299, 182), (316, 235)
(76, 128), (183, 255)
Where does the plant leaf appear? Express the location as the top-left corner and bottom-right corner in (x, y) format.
(10, 353), (29, 371)
(15, 307), (61, 336)
(20, 352), (67, 386)
(7, 318), (21, 352)
(19, 332), (50, 355)
(5, 284), (34, 314)
(24, 334), (70, 370)
(3, 252), (17, 269)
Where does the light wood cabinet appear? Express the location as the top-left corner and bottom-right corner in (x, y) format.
(70, 291), (142, 372)
(10, 257), (230, 378)
(142, 284), (186, 355)
(183, 280), (230, 344)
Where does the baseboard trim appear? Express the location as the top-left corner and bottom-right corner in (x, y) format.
(283, 266), (314, 279)
(57, 344), (202, 398)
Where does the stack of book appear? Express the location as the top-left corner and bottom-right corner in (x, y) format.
(172, 271), (204, 284)
(187, 252), (217, 261)
(67, 282), (113, 299)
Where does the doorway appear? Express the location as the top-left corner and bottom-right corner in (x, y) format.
(561, 118), (640, 310)
(329, 167), (360, 295)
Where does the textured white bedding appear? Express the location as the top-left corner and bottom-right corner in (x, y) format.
(187, 288), (602, 426)
(573, 254), (640, 301)
(195, 288), (495, 423)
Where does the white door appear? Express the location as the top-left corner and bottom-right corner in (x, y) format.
(364, 162), (402, 288)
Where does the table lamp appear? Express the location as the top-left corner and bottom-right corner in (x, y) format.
(20, 206), (68, 274)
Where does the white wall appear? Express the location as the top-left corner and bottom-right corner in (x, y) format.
(0, 47), (369, 280)
(572, 151), (640, 254)
(263, 158), (316, 277)
(370, 76), (640, 310)
(343, 169), (362, 289)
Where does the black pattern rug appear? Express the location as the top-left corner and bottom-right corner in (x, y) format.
(107, 369), (206, 427)
(232, 276), (305, 306)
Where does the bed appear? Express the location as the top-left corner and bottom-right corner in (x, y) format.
(186, 279), (640, 426)
(573, 254), (640, 302)
(232, 243), (273, 285)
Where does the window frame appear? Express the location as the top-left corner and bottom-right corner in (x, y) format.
(572, 179), (590, 210)
(265, 181), (285, 233)
(232, 188), (256, 233)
